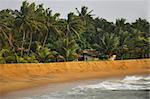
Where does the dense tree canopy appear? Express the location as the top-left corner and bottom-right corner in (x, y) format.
(0, 1), (149, 63)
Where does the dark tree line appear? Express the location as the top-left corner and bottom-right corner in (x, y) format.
(0, 1), (149, 63)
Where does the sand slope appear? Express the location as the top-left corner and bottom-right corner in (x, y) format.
(0, 59), (150, 95)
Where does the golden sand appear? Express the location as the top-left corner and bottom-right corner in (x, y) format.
(0, 59), (150, 95)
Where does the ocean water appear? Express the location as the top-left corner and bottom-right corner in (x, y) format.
(20, 75), (150, 99)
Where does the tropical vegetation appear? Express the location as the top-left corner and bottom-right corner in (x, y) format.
(0, 1), (149, 63)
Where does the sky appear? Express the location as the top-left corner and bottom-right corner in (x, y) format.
(0, 0), (149, 22)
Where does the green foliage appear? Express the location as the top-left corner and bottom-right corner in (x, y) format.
(23, 54), (39, 63)
(93, 33), (120, 55)
(0, 1), (149, 63)
(0, 49), (8, 63)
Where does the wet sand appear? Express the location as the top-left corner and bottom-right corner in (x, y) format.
(0, 59), (150, 96)
(2, 74), (149, 99)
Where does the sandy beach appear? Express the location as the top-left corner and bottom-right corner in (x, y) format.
(0, 59), (150, 95)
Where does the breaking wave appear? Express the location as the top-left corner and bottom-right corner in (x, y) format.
(21, 75), (150, 99)
(73, 75), (150, 91)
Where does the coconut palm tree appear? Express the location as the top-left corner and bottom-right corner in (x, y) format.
(93, 32), (120, 56)
(132, 18), (150, 33)
(53, 38), (79, 61)
(51, 13), (84, 61)
(0, 9), (14, 48)
(14, 1), (46, 55)
(42, 7), (60, 47)
(64, 13), (84, 39)
(76, 6), (93, 26)
(14, 1), (32, 56)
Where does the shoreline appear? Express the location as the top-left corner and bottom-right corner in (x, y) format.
(2, 74), (149, 99)
(0, 59), (150, 95)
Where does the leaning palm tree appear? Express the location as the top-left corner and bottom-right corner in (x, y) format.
(0, 9), (14, 48)
(41, 7), (60, 47)
(0, 20), (11, 48)
(14, 1), (45, 55)
(63, 13), (84, 39)
(14, 1), (32, 56)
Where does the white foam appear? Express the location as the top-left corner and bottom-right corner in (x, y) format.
(122, 76), (143, 81)
(73, 76), (150, 91)
(21, 97), (37, 99)
(144, 76), (150, 80)
(74, 82), (146, 90)
(21, 75), (150, 99)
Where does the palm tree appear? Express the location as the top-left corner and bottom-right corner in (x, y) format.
(14, 1), (31, 56)
(54, 38), (79, 61)
(76, 6), (93, 26)
(128, 29), (149, 58)
(0, 19), (11, 48)
(14, 1), (45, 55)
(93, 33), (120, 56)
(50, 13), (84, 61)
(0, 9), (14, 48)
(115, 18), (127, 33)
(94, 18), (115, 33)
(42, 7), (60, 47)
(117, 31), (131, 59)
(65, 13), (84, 39)
(132, 18), (150, 33)
(0, 0), (150, 63)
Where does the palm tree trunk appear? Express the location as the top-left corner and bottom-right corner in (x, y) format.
(28, 32), (33, 54)
(8, 33), (13, 48)
(65, 37), (69, 61)
(21, 31), (26, 56)
(43, 32), (48, 47)
(2, 32), (13, 48)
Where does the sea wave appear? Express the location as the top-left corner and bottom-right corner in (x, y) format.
(73, 75), (150, 91)
(21, 75), (150, 99)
